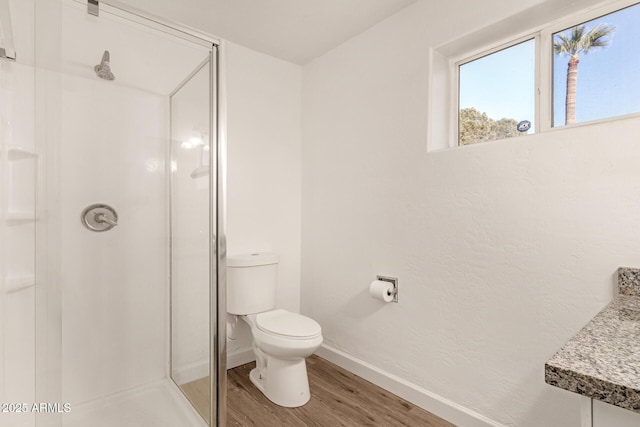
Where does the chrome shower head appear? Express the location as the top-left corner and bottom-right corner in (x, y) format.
(94, 50), (115, 81)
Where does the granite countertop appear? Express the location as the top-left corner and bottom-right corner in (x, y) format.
(545, 267), (640, 413)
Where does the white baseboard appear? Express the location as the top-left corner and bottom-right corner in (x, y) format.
(173, 348), (255, 384)
(172, 360), (209, 385)
(315, 344), (505, 427)
(226, 348), (255, 370)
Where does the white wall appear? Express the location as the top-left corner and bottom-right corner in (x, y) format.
(225, 41), (302, 361)
(301, 1), (640, 426)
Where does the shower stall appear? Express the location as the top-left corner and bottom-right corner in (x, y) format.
(0, 0), (226, 426)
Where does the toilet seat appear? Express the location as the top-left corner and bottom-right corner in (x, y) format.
(256, 309), (322, 339)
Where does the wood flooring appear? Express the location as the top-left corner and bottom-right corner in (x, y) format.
(179, 376), (211, 423)
(181, 355), (456, 427)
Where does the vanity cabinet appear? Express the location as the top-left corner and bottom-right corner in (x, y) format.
(593, 400), (640, 427)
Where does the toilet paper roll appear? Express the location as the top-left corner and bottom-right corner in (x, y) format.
(369, 280), (394, 302)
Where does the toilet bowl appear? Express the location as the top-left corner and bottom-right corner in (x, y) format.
(227, 253), (323, 407)
(242, 309), (322, 407)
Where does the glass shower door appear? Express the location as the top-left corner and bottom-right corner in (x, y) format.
(169, 58), (213, 424)
(26, 0), (223, 426)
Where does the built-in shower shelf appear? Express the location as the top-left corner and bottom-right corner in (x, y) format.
(6, 145), (38, 161)
(4, 211), (36, 224)
(4, 275), (36, 294)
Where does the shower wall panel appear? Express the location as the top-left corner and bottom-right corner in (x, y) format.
(0, 59), (37, 427)
(56, 2), (175, 405)
(1, 1), (36, 426)
(59, 73), (167, 404)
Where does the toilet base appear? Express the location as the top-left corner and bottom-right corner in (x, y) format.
(249, 356), (311, 407)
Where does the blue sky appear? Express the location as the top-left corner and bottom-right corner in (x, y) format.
(459, 39), (536, 132)
(553, 3), (640, 125)
(459, 2), (640, 130)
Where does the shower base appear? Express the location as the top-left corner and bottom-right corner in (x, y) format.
(63, 379), (206, 427)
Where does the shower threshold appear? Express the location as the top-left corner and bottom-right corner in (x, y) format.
(62, 379), (206, 427)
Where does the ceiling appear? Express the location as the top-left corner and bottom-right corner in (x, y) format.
(116, 0), (420, 64)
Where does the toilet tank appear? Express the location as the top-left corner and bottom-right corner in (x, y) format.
(226, 253), (279, 315)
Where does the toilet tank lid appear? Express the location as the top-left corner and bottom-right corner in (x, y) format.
(227, 252), (279, 267)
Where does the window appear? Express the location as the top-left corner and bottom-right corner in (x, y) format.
(552, 3), (640, 127)
(458, 39), (535, 145)
(432, 0), (640, 150)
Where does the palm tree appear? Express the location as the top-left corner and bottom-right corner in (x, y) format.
(554, 23), (615, 125)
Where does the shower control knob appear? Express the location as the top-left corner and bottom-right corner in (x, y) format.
(81, 203), (119, 232)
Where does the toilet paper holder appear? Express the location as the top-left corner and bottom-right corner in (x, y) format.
(376, 275), (398, 303)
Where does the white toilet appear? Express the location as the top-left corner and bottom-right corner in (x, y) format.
(227, 252), (323, 407)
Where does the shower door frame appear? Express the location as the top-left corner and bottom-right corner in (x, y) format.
(119, 7), (228, 426)
(34, 1), (227, 425)
(167, 41), (227, 426)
